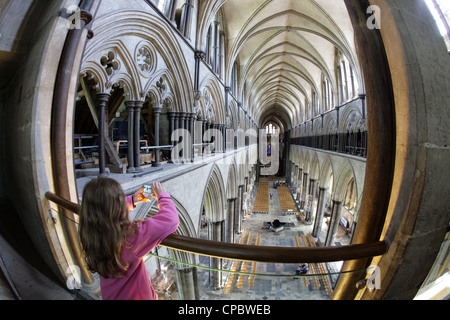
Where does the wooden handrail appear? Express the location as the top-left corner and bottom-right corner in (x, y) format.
(46, 192), (81, 215)
(162, 234), (387, 263)
(45, 191), (387, 263)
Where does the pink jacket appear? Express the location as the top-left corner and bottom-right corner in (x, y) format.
(100, 192), (179, 300)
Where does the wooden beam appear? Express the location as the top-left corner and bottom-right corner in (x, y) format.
(80, 78), (125, 173)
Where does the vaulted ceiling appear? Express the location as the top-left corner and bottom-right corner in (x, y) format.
(217, 0), (362, 130)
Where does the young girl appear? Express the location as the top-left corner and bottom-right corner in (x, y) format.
(79, 178), (179, 300)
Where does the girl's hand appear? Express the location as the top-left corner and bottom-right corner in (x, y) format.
(132, 182), (166, 204)
(151, 182), (166, 198)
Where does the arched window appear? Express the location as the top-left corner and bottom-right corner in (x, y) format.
(152, 1), (194, 40)
(177, 0), (194, 40)
(321, 74), (333, 112)
(265, 123), (279, 135)
(336, 52), (359, 105)
(205, 12), (226, 79)
(344, 178), (356, 212)
(231, 62), (238, 96)
(152, 0), (169, 15)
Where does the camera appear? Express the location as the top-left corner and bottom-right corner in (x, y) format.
(137, 185), (156, 205)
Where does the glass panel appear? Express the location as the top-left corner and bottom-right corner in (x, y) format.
(146, 250), (365, 300)
(50, 205), (368, 301)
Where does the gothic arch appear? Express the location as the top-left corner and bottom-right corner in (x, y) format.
(248, 144), (258, 168)
(79, 62), (109, 93)
(310, 152), (320, 181)
(322, 111), (338, 136)
(81, 39), (143, 100)
(332, 160), (355, 202)
(319, 155), (334, 191)
(226, 100), (238, 129)
(196, 0), (226, 55)
(339, 103), (363, 133)
(199, 76), (225, 124)
(296, 147), (302, 166)
(203, 164), (226, 222)
(306, 121), (313, 137)
(145, 73), (177, 110)
(290, 145), (297, 164)
(234, 151), (246, 186)
(83, 9), (194, 111)
(226, 161), (238, 199)
(302, 150), (311, 174)
(244, 150), (250, 176)
(313, 118), (323, 136)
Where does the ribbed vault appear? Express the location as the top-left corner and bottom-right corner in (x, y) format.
(214, 0), (361, 129)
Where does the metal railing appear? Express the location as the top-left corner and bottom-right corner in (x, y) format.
(45, 191), (387, 264)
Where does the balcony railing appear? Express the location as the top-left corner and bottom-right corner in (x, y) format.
(45, 191), (386, 263)
(290, 131), (368, 158)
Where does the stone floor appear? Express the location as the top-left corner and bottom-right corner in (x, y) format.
(197, 177), (351, 301)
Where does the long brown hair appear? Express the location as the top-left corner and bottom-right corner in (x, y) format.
(79, 178), (137, 278)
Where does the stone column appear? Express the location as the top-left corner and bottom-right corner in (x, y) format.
(134, 101), (144, 172)
(359, 93), (366, 120)
(325, 200), (343, 246)
(244, 177), (249, 197)
(214, 124), (222, 153)
(179, 112), (187, 162)
(222, 124), (226, 152)
(175, 267), (199, 300)
(193, 116), (202, 158)
(194, 51), (205, 93)
(184, 112), (191, 161)
(202, 118), (207, 136)
(305, 179), (317, 221)
(167, 111), (176, 163)
(184, 112), (192, 161)
(291, 165), (298, 189)
(152, 104), (162, 167)
(173, 112), (180, 131)
(297, 168), (303, 200)
(301, 172), (309, 209)
(179, 112), (186, 130)
(208, 220), (224, 289)
(167, 0), (178, 24)
(226, 198), (237, 243)
(222, 124), (227, 152)
(179, 0), (193, 39)
(211, 21), (219, 72)
(184, 112), (190, 132)
(200, 118), (207, 156)
(188, 113), (195, 162)
(168, 111), (176, 144)
(236, 185), (244, 233)
(312, 187), (327, 238)
(96, 93), (110, 177)
(125, 100), (135, 173)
